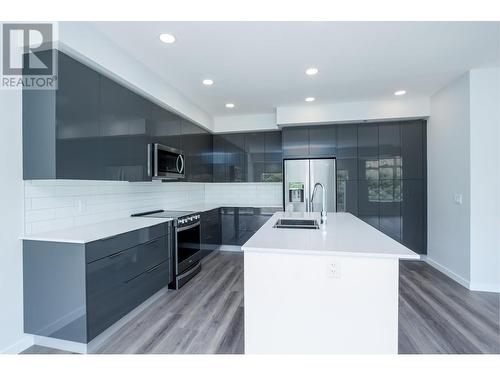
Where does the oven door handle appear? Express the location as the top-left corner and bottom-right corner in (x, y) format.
(177, 221), (200, 232)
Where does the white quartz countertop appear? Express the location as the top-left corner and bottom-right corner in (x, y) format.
(20, 217), (173, 244)
(242, 211), (420, 260)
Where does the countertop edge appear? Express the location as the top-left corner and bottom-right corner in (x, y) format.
(19, 217), (173, 244)
(241, 246), (421, 260)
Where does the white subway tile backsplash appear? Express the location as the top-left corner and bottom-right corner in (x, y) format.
(23, 180), (282, 235)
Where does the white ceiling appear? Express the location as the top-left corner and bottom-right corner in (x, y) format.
(90, 21), (500, 117)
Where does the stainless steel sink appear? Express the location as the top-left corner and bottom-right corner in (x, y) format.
(273, 218), (320, 229)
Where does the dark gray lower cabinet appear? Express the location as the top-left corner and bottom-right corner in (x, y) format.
(200, 208), (221, 257)
(23, 223), (172, 343)
(221, 207), (280, 246)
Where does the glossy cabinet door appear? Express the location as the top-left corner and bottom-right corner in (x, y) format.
(309, 125), (336, 157)
(401, 120), (425, 179)
(357, 123), (379, 180)
(282, 127), (309, 158)
(221, 207), (237, 245)
(222, 133), (246, 182)
(401, 179), (425, 253)
(200, 208), (221, 257)
(213, 135), (227, 182)
(246, 133), (266, 182)
(55, 51), (103, 180)
(357, 124), (380, 229)
(379, 179), (402, 241)
(336, 179), (358, 215)
(264, 131), (283, 182)
(378, 123), (402, 240)
(150, 103), (182, 151)
(336, 124), (358, 181)
(181, 119), (213, 182)
(99, 76), (151, 181)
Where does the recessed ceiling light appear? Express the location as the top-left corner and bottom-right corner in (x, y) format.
(305, 97), (315, 102)
(305, 68), (319, 76)
(225, 103), (235, 108)
(394, 90), (406, 96)
(159, 33), (176, 44)
(202, 79), (214, 86)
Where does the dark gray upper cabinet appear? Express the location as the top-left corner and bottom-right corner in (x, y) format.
(181, 119), (213, 182)
(357, 123), (379, 181)
(264, 131), (283, 182)
(401, 120), (425, 179)
(214, 131), (282, 183)
(282, 127), (309, 157)
(245, 133), (266, 182)
(378, 122), (402, 180)
(336, 124), (358, 181)
(221, 133), (246, 182)
(212, 135), (227, 182)
(150, 103), (182, 152)
(309, 125), (336, 157)
(24, 51), (104, 180)
(99, 76), (151, 182)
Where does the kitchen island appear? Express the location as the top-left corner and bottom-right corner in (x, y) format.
(242, 211), (419, 354)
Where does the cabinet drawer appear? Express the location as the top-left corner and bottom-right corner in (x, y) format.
(86, 236), (169, 294)
(86, 260), (170, 341)
(85, 223), (167, 263)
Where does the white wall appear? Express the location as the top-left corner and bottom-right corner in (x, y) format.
(23, 181), (282, 235)
(427, 73), (471, 286)
(0, 89), (32, 353)
(276, 97), (430, 126)
(57, 22), (213, 132)
(214, 113), (277, 133)
(204, 183), (282, 207)
(469, 68), (500, 292)
(24, 181), (205, 235)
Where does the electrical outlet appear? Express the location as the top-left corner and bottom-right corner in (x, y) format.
(453, 194), (463, 205)
(327, 261), (341, 279)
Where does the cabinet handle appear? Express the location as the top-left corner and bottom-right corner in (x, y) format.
(108, 250), (126, 259)
(146, 264), (162, 273)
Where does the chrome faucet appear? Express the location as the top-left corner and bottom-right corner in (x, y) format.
(311, 182), (327, 224)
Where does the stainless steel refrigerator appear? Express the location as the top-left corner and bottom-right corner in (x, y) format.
(283, 158), (336, 213)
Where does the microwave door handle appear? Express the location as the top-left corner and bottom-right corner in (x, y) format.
(177, 154), (184, 174)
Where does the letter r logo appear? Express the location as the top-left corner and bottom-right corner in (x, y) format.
(2, 23), (53, 75)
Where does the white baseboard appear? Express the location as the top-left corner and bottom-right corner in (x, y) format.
(33, 335), (87, 354)
(469, 282), (500, 293)
(422, 256), (470, 289)
(219, 245), (242, 252)
(0, 335), (34, 354)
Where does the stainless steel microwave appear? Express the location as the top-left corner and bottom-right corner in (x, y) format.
(150, 143), (185, 179)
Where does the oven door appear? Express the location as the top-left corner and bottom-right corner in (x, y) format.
(176, 221), (202, 274)
(153, 143), (185, 179)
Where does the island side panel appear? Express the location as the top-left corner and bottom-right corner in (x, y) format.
(244, 251), (399, 354)
(23, 240), (87, 343)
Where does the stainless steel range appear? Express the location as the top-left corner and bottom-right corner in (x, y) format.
(131, 210), (201, 289)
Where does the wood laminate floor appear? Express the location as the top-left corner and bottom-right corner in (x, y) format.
(21, 253), (499, 355)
